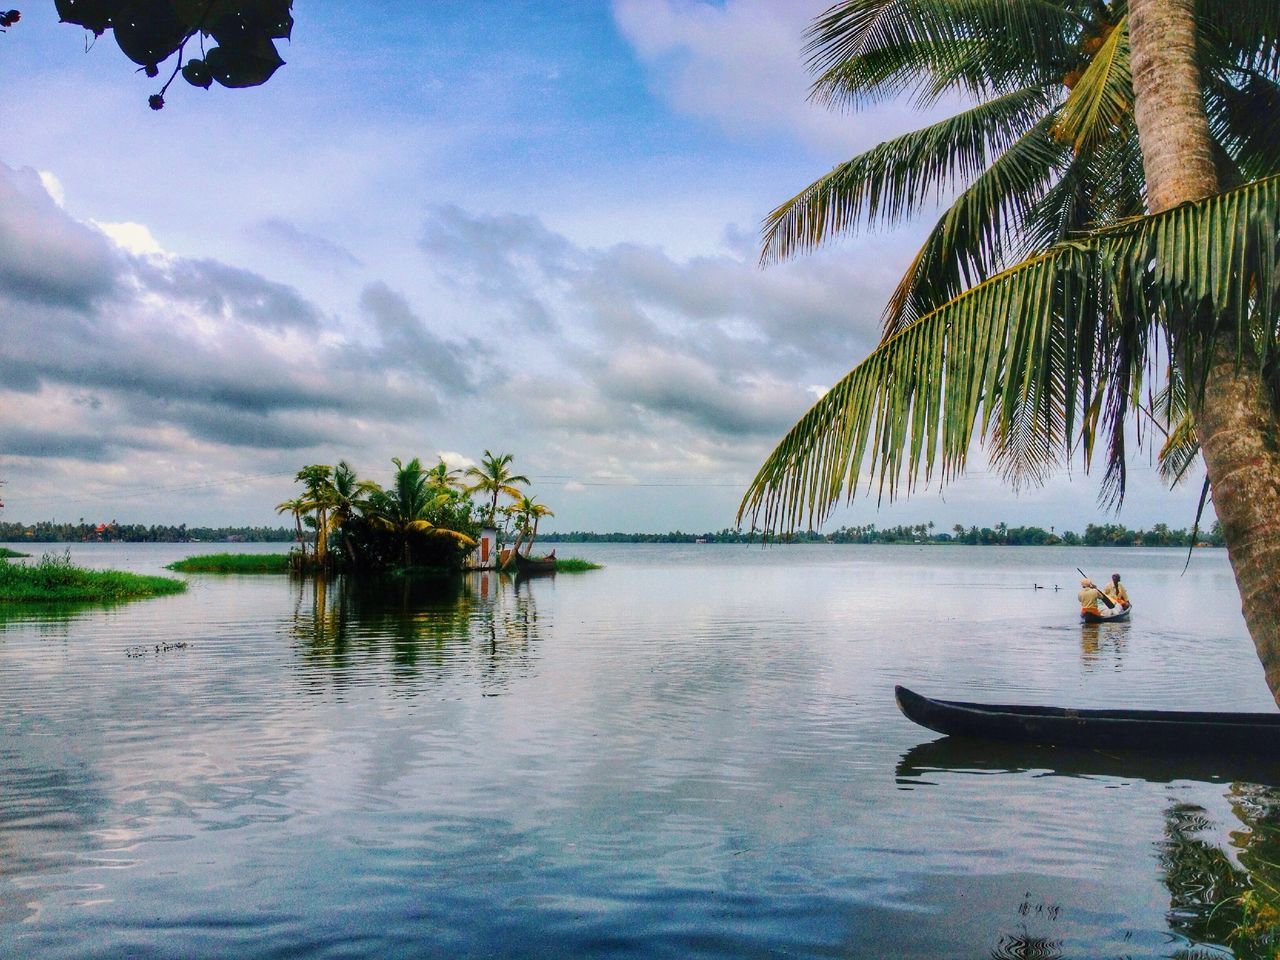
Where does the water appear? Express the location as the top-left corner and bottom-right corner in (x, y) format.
(1, 542), (1274, 958)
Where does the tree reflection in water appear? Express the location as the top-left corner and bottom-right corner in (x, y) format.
(288, 570), (543, 695)
(896, 738), (1280, 958)
(1160, 785), (1280, 959)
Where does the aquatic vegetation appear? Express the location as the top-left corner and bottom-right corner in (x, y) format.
(0, 551), (186, 602)
(0, 547), (30, 558)
(554, 558), (602, 573)
(167, 553), (291, 574)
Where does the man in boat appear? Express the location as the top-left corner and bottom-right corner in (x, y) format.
(1078, 578), (1105, 616)
(1103, 573), (1130, 609)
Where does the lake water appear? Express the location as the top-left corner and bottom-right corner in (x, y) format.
(1, 542), (1275, 958)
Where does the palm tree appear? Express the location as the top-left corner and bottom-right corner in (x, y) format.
(294, 464), (333, 567)
(424, 458), (463, 496)
(464, 450), (530, 525)
(742, 2), (1280, 699)
(364, 457), (474, 568)
(513, 496), (555, 556)
(275, 496), (308, 559)
(325, 460), (378, 563)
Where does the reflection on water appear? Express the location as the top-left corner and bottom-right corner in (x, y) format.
(1080, 620), (1129, 671)
(898, 735), (1280, 958)
(1160, 786), (1280, 959)
(0, 542), (1274, 959)
(290, 571), (543, 695)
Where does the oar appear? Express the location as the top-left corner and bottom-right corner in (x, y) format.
(1076, 567), (1116, 609)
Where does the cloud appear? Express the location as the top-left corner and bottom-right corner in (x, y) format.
(0, 161), (481, 467)
(248, 218), (364, 270)
(0, 164), (118, 308)
(357, 281), (480, 394)
(613, 0), (889, 152)
(599, 346), (810, 435)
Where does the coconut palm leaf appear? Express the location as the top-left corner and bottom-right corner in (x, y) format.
(881, 113), (1068, 333)
(807, 0), (1080, 104)
(761, 87), (1055, 265)
(1052, 16), (1130, 155)
(740, 173), (1280, 532)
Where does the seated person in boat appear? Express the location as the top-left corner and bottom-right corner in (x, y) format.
(1103, 573), (1130, 609)
(1078, 578), (1104, 615)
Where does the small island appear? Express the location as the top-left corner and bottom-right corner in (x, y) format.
(166, 553), (292, 574)
(0, 552), (186, 603)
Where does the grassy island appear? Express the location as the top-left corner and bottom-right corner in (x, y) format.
(554, 558), (602, 573)
(0, 547), (30, 559)
(0, 553), (187, 603)
(167, 553), (291, 574)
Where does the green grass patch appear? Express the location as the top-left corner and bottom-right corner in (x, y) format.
(0, 552), (187, 603)
(555, 557), (603, 573)
(167, 552), (291, 574)
(0, 547), (30, 559)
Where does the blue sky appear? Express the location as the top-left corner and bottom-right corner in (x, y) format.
(0, 0), (1209, 532)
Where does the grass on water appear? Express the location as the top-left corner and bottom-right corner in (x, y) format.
(555, 557), (603, 572)
(0, 551), (187, 603)
(0, 547), (30, 559)
(166, 553), (292, 574)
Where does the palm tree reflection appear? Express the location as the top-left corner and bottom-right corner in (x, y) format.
(288, 569), (544, 695)
(896, 738), (1280, 958)
(1160, 786), (1280, 959)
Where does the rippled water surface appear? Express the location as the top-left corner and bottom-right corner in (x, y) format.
(2, 542), (1276, 958)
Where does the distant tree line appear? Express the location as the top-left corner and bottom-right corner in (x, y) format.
(541, 521), (1225, 547)
(1, 518), (1224, 549)
(0, 520), (295, 543)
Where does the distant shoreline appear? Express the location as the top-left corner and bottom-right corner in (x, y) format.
(1, 521), (1222, 549)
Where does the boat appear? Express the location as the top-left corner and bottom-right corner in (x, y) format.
(894, 685), (1280, 754)
(512, 550), (557, 575)
(1082, 603), (1131, 623)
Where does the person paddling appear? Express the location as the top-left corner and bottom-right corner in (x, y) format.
(1103, 573), (1130, 609)
(1078, 578), (1105, 616)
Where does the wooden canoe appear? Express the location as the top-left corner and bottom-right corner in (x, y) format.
(513, 550), (556, 574)
(1082, 604), (1131, 623)
(894, 685), (1280, 754)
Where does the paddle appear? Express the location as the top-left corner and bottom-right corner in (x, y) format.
(1076, 567), (1116, 609)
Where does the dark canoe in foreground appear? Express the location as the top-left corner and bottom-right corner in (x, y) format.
(513, 550), (556, 575)
(894, 685), (1280, 754)
(1081, 604), (1131, 623)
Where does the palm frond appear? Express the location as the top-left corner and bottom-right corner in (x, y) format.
(1206, 71), (1280, 182)
(761, 88), (1053, 264)
(881, 112), (1068, 333)
(1052, 16), (1130, 155)
(807, 0), (1081, 96)
(740, 173), (1280, 533)
(811, 36), (1045, 109)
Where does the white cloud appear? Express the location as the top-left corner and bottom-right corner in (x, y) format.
(93, 220), (165, 256)
(38, 170), (65, 207)
(613, 0), (918, 155)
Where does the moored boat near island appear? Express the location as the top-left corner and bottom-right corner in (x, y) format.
(513, 550), (556, 575)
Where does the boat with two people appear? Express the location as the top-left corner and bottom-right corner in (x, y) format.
(1078, 569), (1131, 623)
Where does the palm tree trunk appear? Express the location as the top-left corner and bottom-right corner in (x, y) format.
(528, 517), (540, 556)
(316, 507), (328, 567)
(1130, 0), (1280, 702)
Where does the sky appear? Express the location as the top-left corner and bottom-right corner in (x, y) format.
(0, 0), (1210, 533)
